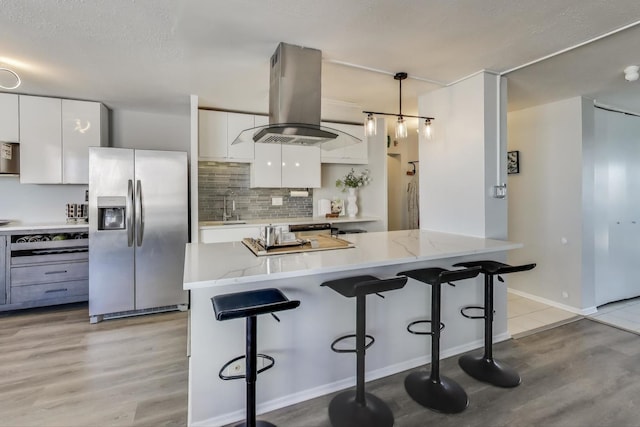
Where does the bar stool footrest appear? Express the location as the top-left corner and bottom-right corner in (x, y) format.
(460, 305), (486, 319)
(458, 353), (521, 388)
(330, 333), (375, 353)
(407, 319), (445, 335)
(404, 370), (469, 414)
(218, 354), (275, 380)
(327, 389), (394, 427)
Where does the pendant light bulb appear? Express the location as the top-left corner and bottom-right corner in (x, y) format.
(395, 116), (408, 139)
(422, 119), (433, 140)
(364, 113), (376, 136)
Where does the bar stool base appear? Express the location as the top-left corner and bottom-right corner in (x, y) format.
(233, 421), (276, 427)
(404, 370), (469, 414)
(327, 390), (394, 427)
(459, 354), (521, 388)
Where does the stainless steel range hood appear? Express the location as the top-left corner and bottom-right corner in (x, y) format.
(232, 42), (361, 150)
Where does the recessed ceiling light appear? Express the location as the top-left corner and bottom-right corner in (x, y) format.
(0, 67), (21, 90)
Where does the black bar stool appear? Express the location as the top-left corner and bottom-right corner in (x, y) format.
(321, 275), (408, 427)
(453, 260), (536, 388)
(211, 288), (300, 427)
(397, 266), (482, 414)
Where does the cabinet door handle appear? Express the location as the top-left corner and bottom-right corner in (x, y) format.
(45, 288), (68, 293)
(44, 270), (68, 275)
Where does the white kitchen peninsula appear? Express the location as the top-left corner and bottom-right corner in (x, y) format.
(184, 230), (521, 427)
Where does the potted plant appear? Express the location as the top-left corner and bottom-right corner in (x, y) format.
(335, 169), (371, 217)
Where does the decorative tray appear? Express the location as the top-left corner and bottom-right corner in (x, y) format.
(243, 235), (355, 257)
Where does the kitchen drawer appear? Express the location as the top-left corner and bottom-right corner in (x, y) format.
(11, 250), (89, 266)
(11, 261), (89, 286)
(10, 280), (88, 304)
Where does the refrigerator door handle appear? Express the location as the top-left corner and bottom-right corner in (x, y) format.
(136, 179), (144, 246)
(127, 179), (134, 247)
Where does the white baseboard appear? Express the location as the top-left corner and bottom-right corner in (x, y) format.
(508, 288), (597, 316)
(192, 332), (510, 427)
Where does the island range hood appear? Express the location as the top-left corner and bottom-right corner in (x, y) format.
(232, 42), (361, 150)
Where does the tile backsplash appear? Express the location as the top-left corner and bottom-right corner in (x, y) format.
(198, 162), (314, 221)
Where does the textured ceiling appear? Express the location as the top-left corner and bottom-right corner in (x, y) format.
(1, 0), (639, 120)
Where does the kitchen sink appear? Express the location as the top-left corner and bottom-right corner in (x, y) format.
(222, 221), (246, 225)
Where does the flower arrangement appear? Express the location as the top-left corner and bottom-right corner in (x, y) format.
(335, 168), (372, 191)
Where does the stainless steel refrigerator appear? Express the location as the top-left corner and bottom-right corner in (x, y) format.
(88, 147), (188, 323)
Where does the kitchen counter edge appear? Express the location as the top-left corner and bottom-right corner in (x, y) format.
(199, 216), (380, 229)
(183, 229), (522, 290)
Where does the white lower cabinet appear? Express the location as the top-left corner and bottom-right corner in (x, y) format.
(199, 226), (261, 243)
(321, 122), (368, 164)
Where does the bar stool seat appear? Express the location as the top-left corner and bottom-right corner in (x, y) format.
(212, 288), (300, 427)
(454, 260), (535, 388)
(321, 275), (407, 427)
(398, 266), (481, 414)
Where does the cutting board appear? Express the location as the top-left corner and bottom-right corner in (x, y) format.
(242, 234), (354, 256)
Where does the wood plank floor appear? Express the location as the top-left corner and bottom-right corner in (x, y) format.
(3, 305), (640, 427)
(0, 303), (188, 427)
(240, 318), (640, 427)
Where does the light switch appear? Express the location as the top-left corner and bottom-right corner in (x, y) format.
(272, 197), (283, 206)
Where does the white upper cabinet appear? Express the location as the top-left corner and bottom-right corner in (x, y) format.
(320, 122), (368, 164)
(250, 144), (320, 188)
(199, 110), (264, 162)
(198, 110), (227, 159)
(227, 112), (255, 160)
(20, 95), (107, 184)
(282, 145), (320, 188)
(62, 99), (107, 184)
(0, 93), (19, 142)
(19, 96), (63, 184)
(251, 143), (281, 187)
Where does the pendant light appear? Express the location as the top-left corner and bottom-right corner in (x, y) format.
(364, 112), (376, 136)
(363, 72), (434, 140)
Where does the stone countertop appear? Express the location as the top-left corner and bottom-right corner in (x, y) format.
(198, 215), (380, 229)
(0, 221), (89, 233)
(183, 229), (521, 290)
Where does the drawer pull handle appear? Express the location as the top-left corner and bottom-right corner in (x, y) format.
(45, 288), (68, 293)
(44, 270), (68, 275)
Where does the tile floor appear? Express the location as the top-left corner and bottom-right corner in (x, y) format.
(588, 297), (640, 333)
(507, 291), (578, 336)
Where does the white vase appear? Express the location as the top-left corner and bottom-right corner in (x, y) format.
(346, 187), (358, 217)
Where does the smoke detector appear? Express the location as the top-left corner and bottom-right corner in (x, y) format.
(624, 65), (639, 82)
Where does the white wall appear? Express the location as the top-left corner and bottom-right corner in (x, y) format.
(111, 108), (190, 153)
(0, 177), (87, 223)
(593, 108), (640, 305)
(419, 72), (507, 239)
(507, 97), (595, 311)
(313, 118), (388, 232)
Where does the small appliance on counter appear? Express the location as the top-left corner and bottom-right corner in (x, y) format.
(66, 203), (88, 223)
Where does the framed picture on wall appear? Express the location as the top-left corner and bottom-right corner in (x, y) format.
(507, 150), (520, 174)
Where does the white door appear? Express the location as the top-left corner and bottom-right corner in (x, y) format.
(62, 100), (103, 184)
(251, 144), (281, 187)
(282, 145), (320, 188)
(0, 93), (19, 142)
(227, 112), (255, 160)
(19, 96), (62, 184)
(199, 110), (227, 158)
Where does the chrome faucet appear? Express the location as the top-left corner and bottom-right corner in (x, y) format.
(222, 191), (239, 221)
